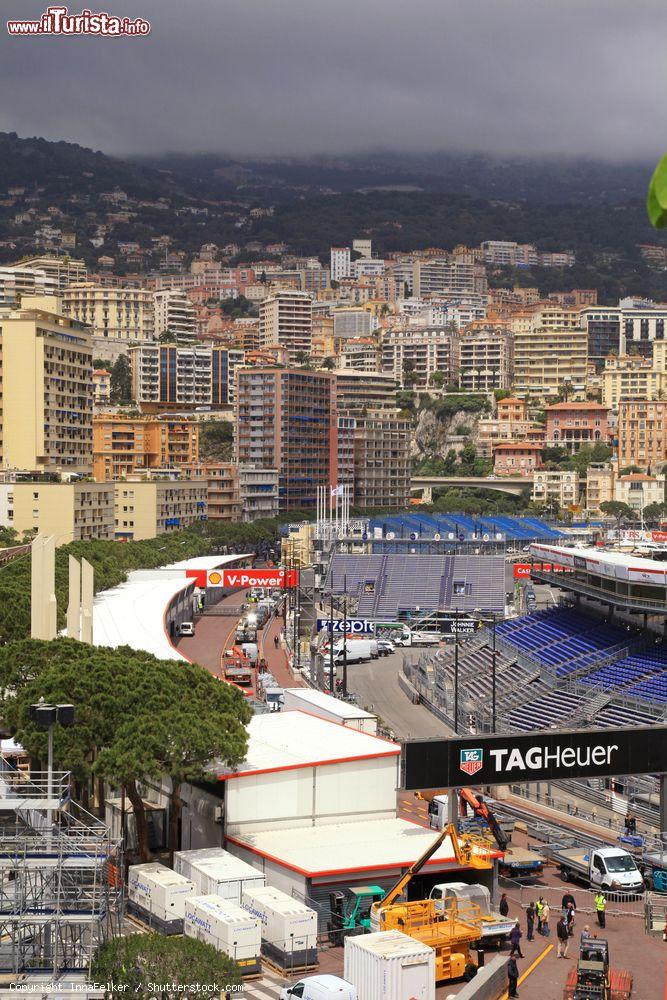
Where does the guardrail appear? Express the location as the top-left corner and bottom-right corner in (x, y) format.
(0, 543), (30, 566)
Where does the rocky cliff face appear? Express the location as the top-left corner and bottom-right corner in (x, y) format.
(412, 406), (483, 460)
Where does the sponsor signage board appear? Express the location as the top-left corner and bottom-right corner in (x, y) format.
(513, 562), (569, 579)
(205, 569), (299, 589)
(403, 725), (667, 789)
(316, 618), (375, 635)
(440, 617), (481, 636)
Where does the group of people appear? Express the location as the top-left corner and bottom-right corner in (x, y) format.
(504, 889), (603, 996)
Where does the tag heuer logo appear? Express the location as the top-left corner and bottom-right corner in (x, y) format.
(460, 748), (483, 776)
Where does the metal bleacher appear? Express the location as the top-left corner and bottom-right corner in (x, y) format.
(325, 553), (505, 618)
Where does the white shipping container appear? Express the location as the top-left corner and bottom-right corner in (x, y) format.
(241, 885), (317, 952)
(173, 848), (265, 902)
(282, 688), (378, 734)
(344, 930), (435, 1000)
(184, 894), (261, 972)
(127, 863), (195, 923)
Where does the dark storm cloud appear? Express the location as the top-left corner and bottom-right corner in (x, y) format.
(1, 0), (665, 159)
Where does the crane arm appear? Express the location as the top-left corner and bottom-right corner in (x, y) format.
(378, 824), (462, 910)
(415, 788), (509, 852)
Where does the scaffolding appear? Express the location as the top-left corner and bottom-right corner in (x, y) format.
(0, 759), (122, 987)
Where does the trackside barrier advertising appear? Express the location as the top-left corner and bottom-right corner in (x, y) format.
(403, 724), (667, 789)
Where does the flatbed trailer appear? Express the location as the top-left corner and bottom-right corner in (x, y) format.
(499, 845), (545, 879)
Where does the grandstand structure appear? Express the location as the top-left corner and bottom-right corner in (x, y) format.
(364, 513), (565, 554)
(0, 758), (122, 988)
(407, 605), (667, 735)
(325, 553), (506, 619)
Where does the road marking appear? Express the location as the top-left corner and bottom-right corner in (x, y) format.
(242, 982), (282, 999)
(498, 943), (553, 1000)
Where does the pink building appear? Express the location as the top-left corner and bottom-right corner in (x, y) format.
(493, 442), (543, 476)
(545, 402), (610, 452)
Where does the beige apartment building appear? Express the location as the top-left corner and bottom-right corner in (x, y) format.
(63, 282), (154, 360)
(617, 400), (667, 471)
(259, 290), (313, 363)
(511, 306), (588, 400)
(114, 480), (208, 540)
(93, 415), (199, 481)
(353, 409), (411, 508)
(1, 481), (114, 544)
(0, 295), (93, 473)
(615, 473), (665, 512)
(586, 464), (615, 513)
(458, 326), (513, 392)
(531, 470), (580, 513)
(182, 462), (241, 520)
(602, 345), (667, 406)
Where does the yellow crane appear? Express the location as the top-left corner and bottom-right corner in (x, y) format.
(370, 824), (493, 982)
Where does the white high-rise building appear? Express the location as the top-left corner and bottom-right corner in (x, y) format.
(153, 289), (197, 343)
(330, 247), (351, 283)
(259, 290), (313, 362)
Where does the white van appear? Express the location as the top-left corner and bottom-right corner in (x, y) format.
(280, 975), (357, 1000)
(177, 622), (194, 637)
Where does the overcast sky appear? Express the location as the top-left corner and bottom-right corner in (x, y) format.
(1, 0), (665, 160)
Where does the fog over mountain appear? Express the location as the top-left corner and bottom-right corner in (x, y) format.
(0, 0), (665, 161)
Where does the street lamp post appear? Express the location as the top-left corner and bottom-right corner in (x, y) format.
(473, 609), (498, 732)
(453, 606), (460, 734)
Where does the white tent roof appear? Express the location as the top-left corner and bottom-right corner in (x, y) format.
(216, 710), (399, 779)
(93, 553), (252, 660)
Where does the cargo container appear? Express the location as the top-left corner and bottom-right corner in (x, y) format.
(173, 848), (265, 902)
(242, 884), (318, 969)
(344, 930), (435, 1000)
(282, 689), (378, 734)
(184, 894), (262, 974)
(127, 862), (195, 933)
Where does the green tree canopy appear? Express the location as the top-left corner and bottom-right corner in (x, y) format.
(109, 354), (132, 403)
(0, 639), (252, 861)
(92, 934), (242, 994)
(600, 500), (635, 525)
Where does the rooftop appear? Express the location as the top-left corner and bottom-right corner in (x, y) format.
(228, 817), (498, 878)
(215, 711), (400, 780)
(282, 688), (376, 721)
(545, 401), (608, 411)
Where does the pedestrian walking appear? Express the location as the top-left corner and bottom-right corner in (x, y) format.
(509, 921), (524, 958)
(274, 634), (280, 649)
(507, 956), (519, 998)
(526, 901), (536, 942)
(556, 916), (570, 959)
(536, 897), (544, 935)
(565, 901), (576, 936)
(624, 811), (631, 836)
(594, 892), (606, 929)
(541, 901), (551, 937)
(499, 892), (509, 917)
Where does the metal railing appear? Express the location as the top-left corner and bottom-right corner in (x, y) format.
(500, 875), (646, 919)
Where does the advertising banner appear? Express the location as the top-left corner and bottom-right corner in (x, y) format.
(404, 725), (667, 789)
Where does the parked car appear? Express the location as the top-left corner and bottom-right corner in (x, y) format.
(177, 621), (194, 636)
(376, 638), (395, 656)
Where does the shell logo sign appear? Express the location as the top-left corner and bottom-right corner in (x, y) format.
(186, 568), (299, 589)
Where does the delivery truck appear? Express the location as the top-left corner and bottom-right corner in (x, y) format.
(184, 894), (262, 975)
(548, 843), (644, 894)
(127, 862), (195, 933)
(428, 882), (514, 947)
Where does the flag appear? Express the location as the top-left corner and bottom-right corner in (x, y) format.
(330, 485), (344, 496)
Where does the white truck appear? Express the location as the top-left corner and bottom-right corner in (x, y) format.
(330, 639), (376, 664)
(549, 843), (644, 894)
(428, 882), (515, 947)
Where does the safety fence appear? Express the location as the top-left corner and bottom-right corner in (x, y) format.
(500, 875), (646, 920)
